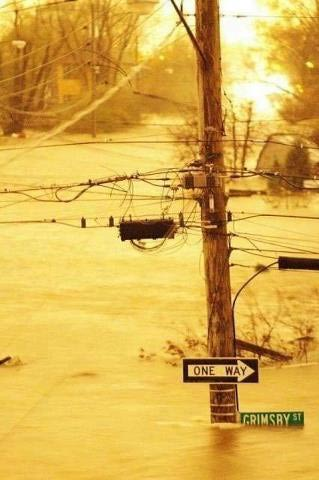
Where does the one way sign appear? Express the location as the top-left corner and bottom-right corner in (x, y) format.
(183, 358), (259, 383)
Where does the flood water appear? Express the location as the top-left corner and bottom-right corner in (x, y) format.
(0, 128), (318, 479)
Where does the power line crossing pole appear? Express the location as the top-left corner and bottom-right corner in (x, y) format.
(195, 0), (237, 423)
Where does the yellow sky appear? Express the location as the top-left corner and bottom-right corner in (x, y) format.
(145, 0), (291, 116)
(0, 0), (292, 116)
(160, 0), (265, 44)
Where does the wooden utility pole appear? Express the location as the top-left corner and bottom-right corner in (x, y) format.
(91, 0), (97, 138)
(195, 0), (237, 423)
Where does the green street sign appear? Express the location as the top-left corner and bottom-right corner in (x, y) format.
(240, 411), (304, 427)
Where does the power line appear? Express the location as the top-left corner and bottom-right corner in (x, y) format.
(257, 172), (319, 191)
(0, 43), (87, 87)
(0, 57), (92, 103)
(235, 249), (278, 260)
(230, 212), (319, 222)
(0, 2), (120, 71)
(229, 229), (319, 245)
(0, 168), (190, 203)
(0, 0), (123, 14)
(0, 0), (76, 14)
(169, 0), (205, 64)
(0, 0), (156, 106)
(221, 13), (319, 20)
(4, 161), (319, 206)
(1, 136), (319, 151)
(0, 0), (27, 12)
(232, 219), (319, 246)
(233, 246), (319, 255)
(0, 20), (181, 165)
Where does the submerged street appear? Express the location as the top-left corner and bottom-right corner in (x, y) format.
(0, 130), (317, 478)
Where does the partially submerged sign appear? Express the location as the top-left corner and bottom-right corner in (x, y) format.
(240, 411), (304, 427)
(183, 358), (259, 383)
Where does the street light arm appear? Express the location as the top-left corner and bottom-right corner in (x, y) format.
(232, 261), (278, 320)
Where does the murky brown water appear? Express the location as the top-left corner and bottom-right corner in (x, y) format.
(0, 129), (318, 479)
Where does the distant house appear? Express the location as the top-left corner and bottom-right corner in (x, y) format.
(256, 133), (319, 175)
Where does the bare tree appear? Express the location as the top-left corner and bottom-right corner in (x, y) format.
(0, 0), (138, 134)
(226, 100), (254, 172)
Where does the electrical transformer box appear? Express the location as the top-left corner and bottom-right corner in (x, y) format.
(181, 172), (214, 189)
(119, 219), (176, 241)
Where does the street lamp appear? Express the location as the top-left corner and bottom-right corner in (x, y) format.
(11, 39), (26, 50)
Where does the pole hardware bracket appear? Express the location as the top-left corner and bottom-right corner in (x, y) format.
(181, 172), (215, 189)
(209, 212), (227, 227)
(188, 160), (203, 167)
(207, 152), (222, 162)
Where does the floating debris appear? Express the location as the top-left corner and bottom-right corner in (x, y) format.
(0, 356), (11, 366)
(1, 356), (23, 367)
